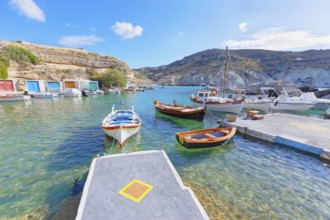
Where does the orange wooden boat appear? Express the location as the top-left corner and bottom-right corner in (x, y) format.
(154, 99), (206, 121)
(176, 127), (236, 148)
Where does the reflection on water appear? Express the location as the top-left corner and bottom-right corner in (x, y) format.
(155, 110), (204, 130)
(0, 87), (329, 219)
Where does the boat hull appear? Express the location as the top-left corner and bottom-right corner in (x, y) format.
(176, 127), (236, 149)
(191, 98), (244, 114)
(102, 124), (141, 147)
(176, 136), (231, 148)
(313, 100), (330, 110)
(244, 101), (271, 112)
(0, 95), (30, 102)
(155, 104), (205, 121)
(31, 93), (59, 98)
(270, 102), (315, 111)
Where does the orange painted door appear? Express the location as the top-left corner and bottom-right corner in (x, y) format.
(65, 81), (76, 88)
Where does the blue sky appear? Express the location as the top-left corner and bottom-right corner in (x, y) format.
(1, 0), (330, 68)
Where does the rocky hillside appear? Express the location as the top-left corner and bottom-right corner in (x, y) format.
(0, 40), (152, 85)
(137, 48), (330, 90)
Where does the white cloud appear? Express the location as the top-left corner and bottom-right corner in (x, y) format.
(9, 0), (45, 22)
(111, 22), (143, 40)
(239, 22), (247, 32)
(65, 23), (77, 28)
(58, 35), (104, 47)
(224, 27), (330, 50)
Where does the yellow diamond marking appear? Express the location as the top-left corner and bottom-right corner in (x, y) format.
(118, 179), (153, 202)
(290, 122), (329, 131)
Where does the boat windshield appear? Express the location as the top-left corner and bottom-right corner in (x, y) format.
(198, 92), (209, 97)
(116, 110), (133, 114)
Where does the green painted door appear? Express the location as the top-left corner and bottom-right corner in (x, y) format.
(89, 82), (98, 90)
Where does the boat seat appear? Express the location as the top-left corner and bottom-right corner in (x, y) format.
(251, 114), (264, 120)
(247, 110), (259, 117)
(190, 134), (208, 140)
(204, 133), (217, 139)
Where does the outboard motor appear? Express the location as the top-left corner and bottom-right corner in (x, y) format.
(81, 90), (88, 97)
(24, 91), (34, 98)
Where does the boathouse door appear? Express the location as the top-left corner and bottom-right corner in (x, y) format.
(47, 82), (60, 91)
(89, 81), (98, 90)
(27, 81), (40, 92)
(65, 81), (76, 89)
(0, 80), (14, 92)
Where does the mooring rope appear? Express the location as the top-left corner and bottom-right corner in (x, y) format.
(141, 120), (152, 129)
(108, 128), (118, 154)
(205, 109), (221, 121)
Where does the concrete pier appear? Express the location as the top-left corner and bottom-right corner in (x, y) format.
(223, 113), (330, 161)
(76, 150), (209, 220)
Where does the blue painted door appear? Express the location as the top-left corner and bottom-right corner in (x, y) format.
(27, 81), (40, 91)
(47, 82), (60, 91)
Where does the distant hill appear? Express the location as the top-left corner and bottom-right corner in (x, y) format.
(136, 48), (330, 90)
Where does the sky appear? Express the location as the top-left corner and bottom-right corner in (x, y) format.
(1, 0), (330, 69)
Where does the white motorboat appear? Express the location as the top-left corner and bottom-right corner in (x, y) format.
(324, 108), (330, 119)
(244, 87), (278, 112)
(101, 105), (142, 147)
(270, 87), (315, 112)
(244, 99), (272, 112)
(0, 94), (30, 102)
(30, 92), (59, 98)
(283, 86), (330, 110)
(190, 46), (245, 114)
(108, 88), (121, 94)
(63, 88), (82, 97)
(85, 89), (105, 95)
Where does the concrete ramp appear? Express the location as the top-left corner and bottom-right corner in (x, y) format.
(223, 113), (330, 160)
(76, 150), (209, 220)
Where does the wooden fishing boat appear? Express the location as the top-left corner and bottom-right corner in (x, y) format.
(154, 99), (206, 121)
(101, 105), (142, 147)
(176, 127), (236, 149)
(190, 46), (245, 114)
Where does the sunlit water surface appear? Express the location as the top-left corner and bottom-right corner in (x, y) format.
(0, 86), (329, 219)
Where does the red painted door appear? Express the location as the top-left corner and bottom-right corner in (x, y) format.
(0, 80), (14, 91)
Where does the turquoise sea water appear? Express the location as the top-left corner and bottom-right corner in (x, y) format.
(0, 86), (329, 219)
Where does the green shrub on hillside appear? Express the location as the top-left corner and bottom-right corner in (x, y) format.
(4, 45), (40, 65)
(0, 63), (8, 79)
(135, 71), (148, 79)
(0, 56), (9, 79)
(95, 69), (127, 88)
